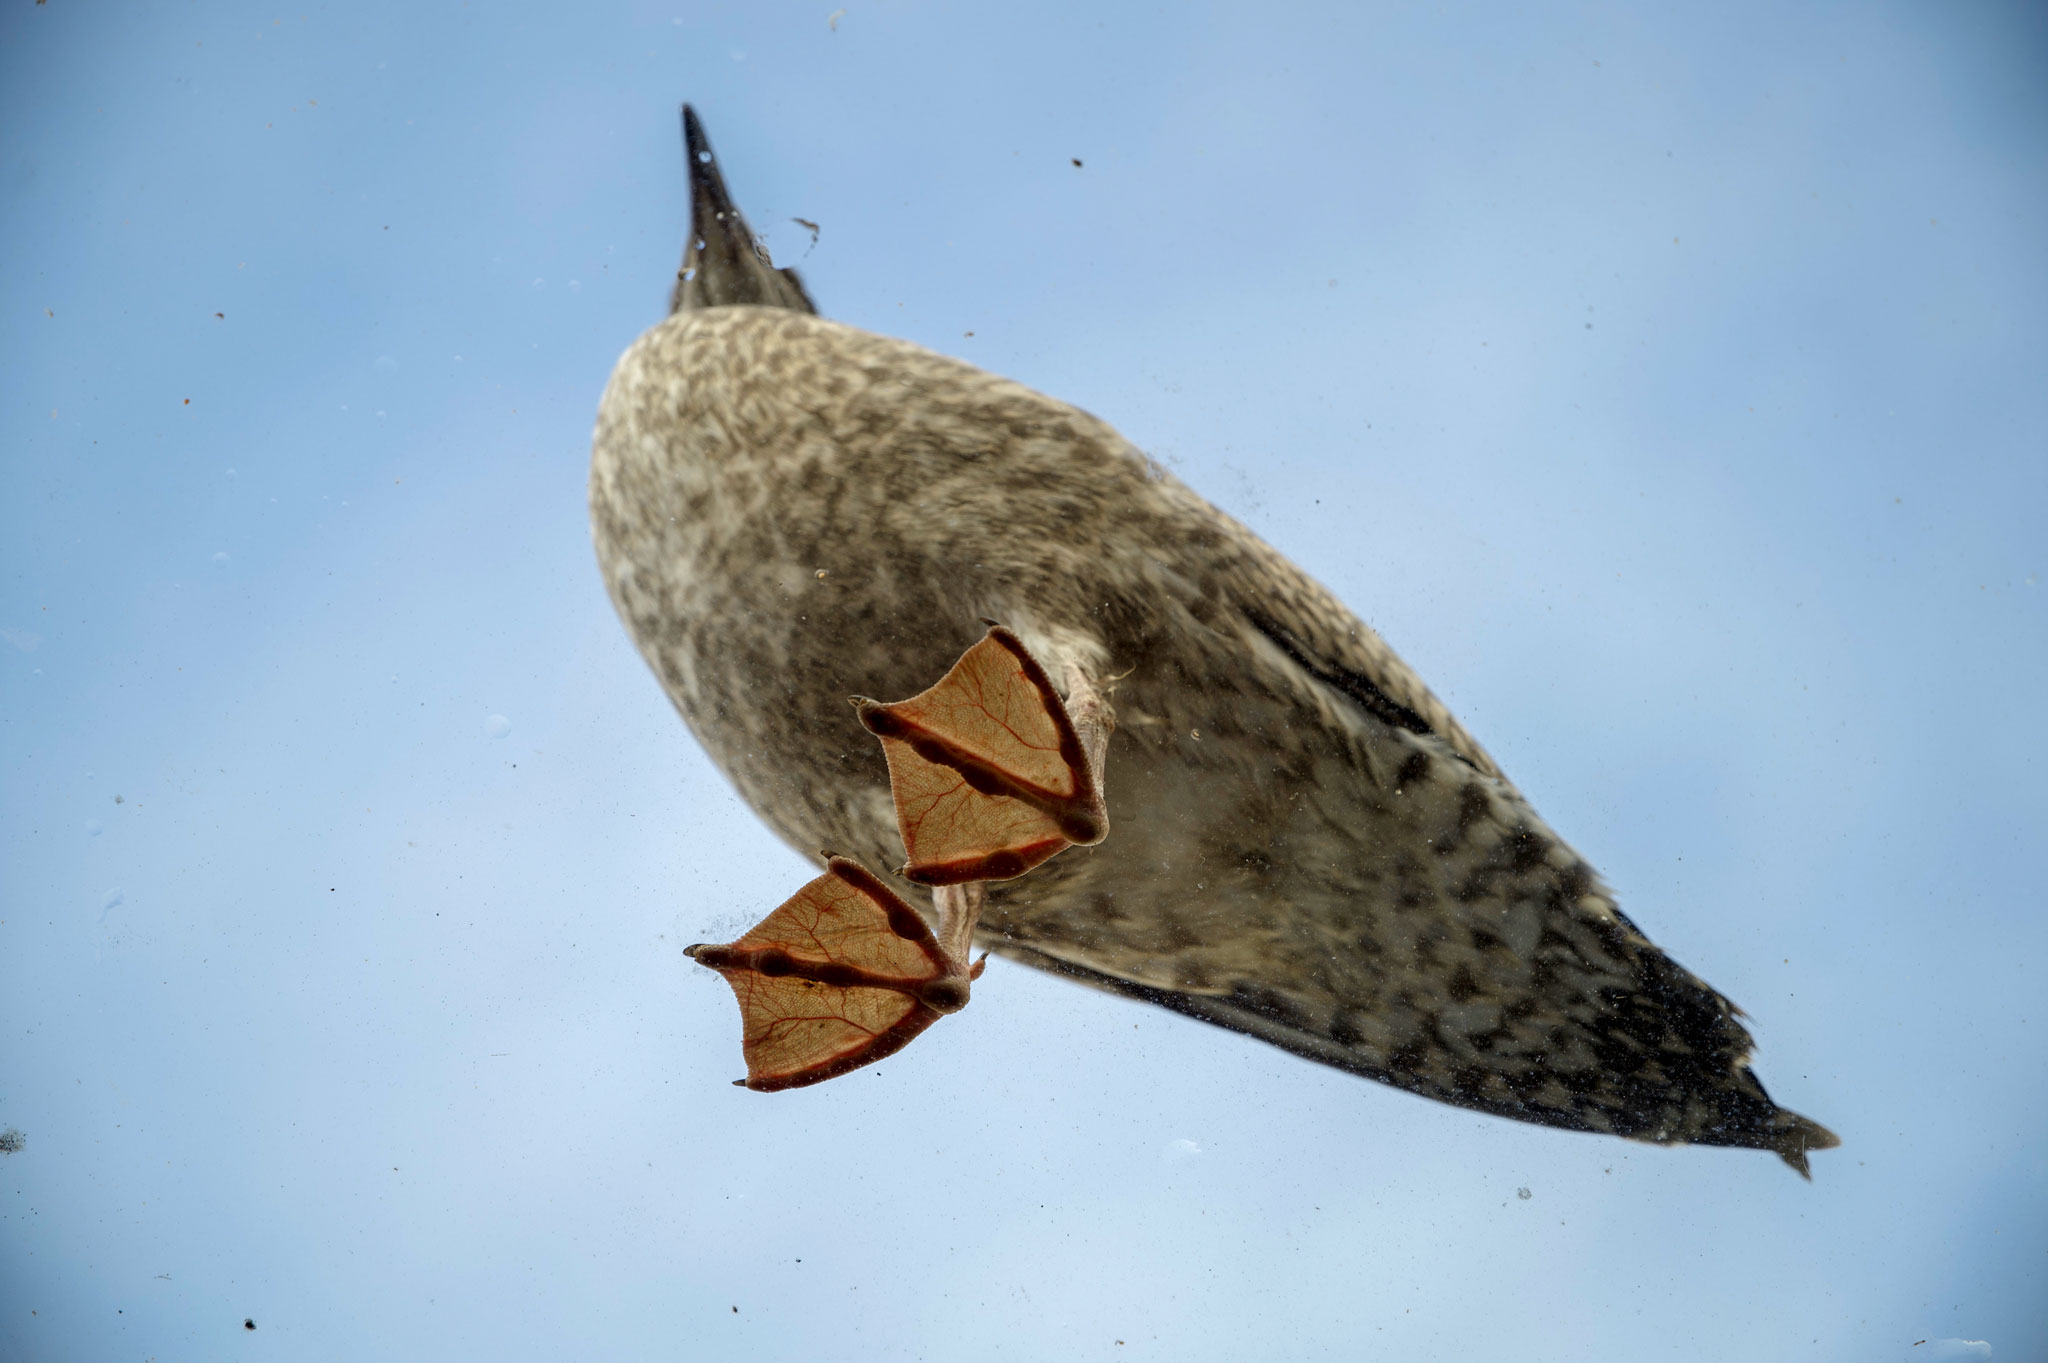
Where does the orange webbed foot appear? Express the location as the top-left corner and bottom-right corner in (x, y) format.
(853, 625), (1110, 887)
(689, 626), (1110, 1091)
(685, 857), (978, 1091)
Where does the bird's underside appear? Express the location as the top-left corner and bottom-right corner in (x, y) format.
(591, 105), (1838, 1174)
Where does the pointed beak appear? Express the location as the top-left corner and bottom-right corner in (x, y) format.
(671, 105), (817, 316)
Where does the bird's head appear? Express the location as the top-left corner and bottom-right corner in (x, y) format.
(671, 105), (818, 317)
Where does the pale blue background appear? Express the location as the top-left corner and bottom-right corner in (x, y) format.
(3, 3), (2044, 1360)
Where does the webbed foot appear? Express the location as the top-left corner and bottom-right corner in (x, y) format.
(689, 626), (1110, 1089)
(685, 857), (982, 1091)
(853, 625), (1110, 886)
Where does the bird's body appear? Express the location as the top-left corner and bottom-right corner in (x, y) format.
(591, 109), (1835, 1170)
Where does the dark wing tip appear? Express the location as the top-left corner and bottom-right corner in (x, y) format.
(1772, 1112), (1841, 1179)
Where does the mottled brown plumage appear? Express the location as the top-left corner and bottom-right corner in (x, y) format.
(591, 107), (1837, 1173)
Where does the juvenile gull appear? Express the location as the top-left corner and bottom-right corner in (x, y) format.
(591, 107), (1838, 1173)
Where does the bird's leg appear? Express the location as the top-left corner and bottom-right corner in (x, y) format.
(853, 625), (1110, 887)
(1055, 649), (1115, 793)
(932, 880), (989, 978)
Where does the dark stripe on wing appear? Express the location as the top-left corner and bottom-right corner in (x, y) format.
(1245, 608), (1447, 746)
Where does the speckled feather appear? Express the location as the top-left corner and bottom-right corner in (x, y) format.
(591, 109), (1836, 1173)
